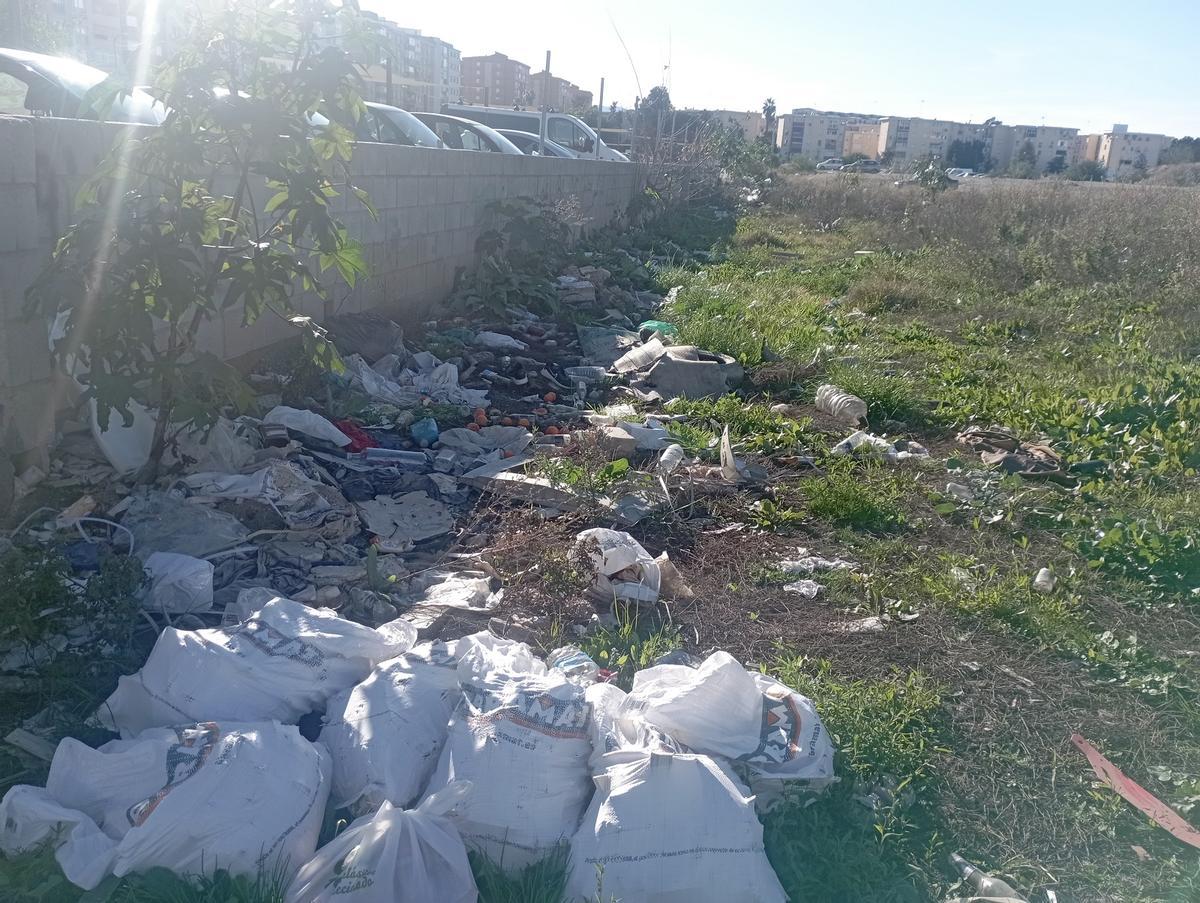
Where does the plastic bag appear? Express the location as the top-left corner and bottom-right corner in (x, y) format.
(584, 683), (686, 773)
(285, 783), (477, 903)
(99, 596), (417, 737)
(122, 490), (250, 560)
(264, 406), (352, 447)
(143, 552), (214, 614)
(323, 639), (471, 810)
(0, 722), (329, 891)
(565, 752), (786, 903)
(423, 637), (591, 869)
(623, 651), (834, 783)
(575, 528), (661, 605)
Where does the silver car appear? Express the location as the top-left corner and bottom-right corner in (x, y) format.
(496, 129), (577, 158)
(413, 112), (523, 154)
(0, 47), (164, 124)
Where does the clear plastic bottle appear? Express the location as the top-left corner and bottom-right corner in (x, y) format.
(547, 645), (600, 683)
(949, 853), (1026, 901)
(815, 383), (869, 426)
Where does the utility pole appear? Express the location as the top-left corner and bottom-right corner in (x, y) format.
(385, 53), (393, 106)
(539, 50), (550, 148)
(595, 77), (604, 159)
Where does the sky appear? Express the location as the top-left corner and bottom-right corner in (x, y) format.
(362, 0), (1199, 136)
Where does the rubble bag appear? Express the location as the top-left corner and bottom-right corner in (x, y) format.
(323, 638), (473, 811)
(98, 596), (418, 737)
(422, 638), (592, 870)
(285, 783), (477, 903)
(623, 651), (835, 783)
(0, 721), (330, 891)
(565, 752), (787, 903)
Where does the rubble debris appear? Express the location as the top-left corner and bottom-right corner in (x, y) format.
(98, 596), (417, 736)
(634, 346), (744, 400)
(264, 406), (352, 447)
(576, 528), (662, 606)
(567, 752), (787, 903)
(623, 651), (835, 783)
(779, 549), (855, 574)
(423, 636), (592, 869)
(356, 492), (455, 547)
(323, 638), (470, 811)
(958, 425), (1072, 484)
(327, 312), (407, 363)
(0, 721), (329, 891)
(783, 579), (823, 599)
(831, 429), (929, 462)
(122, 490), (250, 559)
(286, 786), (477, 903)
(1033, 567), (1057, 594)
(815, 384), (868, 426)
(143, 552), (215, 614)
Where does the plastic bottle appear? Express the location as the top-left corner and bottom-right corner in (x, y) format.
(547, 646), (600, 684)
(949, 853), (1026, 901)
(815, 384), (869, 426)
(658, 444), (685, 476)
(362, 447), (429, 467)
(409, 417), (440, 447)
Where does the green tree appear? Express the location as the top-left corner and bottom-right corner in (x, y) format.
(26, 0), (372, 479)
(842, 152), (868, 165)
(1045, 155), (1067, 175)
(761, 97), (777, 146)
(1066, 160), (1107, 181)
(946, 138), (986, 170)
(1160, 136), (1200, 164)
(1006, 140), (1039, 178)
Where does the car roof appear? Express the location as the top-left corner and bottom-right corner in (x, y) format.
(363, 102), (442, 146)
(414, 112), (523, 154)
(0, 46), (165, 124)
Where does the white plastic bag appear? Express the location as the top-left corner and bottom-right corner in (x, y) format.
(423, 638), (591, 869)
(575, 528), (661, 605)
(585, 683), (686, 773)
(285, 783), (477, 903)
(623, 651), (835, 783)
(99, 596), (417, 737)
(143, 552), (214, 614)
(323, 638), (472, 810)
(0, 722), (330, 891)
(264, 406), (351, 447)
(565, 752), (787, 903)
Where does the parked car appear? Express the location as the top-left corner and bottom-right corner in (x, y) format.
(356, 102), (443, 148)
(0, 47), (164, 124)
(496, 129), (577, 158)
(441, 103), (629, 161)
(841, 159), (881, 173)
(413, 112), (523, 154)
(815, 157), (845, 171)
(945, 167), (974, 180)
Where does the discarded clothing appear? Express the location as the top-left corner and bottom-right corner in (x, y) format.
(356, 492), (455, 546)
(958, 425), (1071, 483)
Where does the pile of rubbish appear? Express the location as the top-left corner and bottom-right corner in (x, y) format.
(0, 256), (848, 899)
(0, 591), (834, 900)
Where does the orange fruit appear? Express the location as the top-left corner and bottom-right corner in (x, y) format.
(545, 426), (560, 435)
(544, 392), (557, 403)
(501, 417), (514, 426)
(466, 422), (481, 432)
(517, 418), (531, 428)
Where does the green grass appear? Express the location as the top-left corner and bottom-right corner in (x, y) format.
(577, 613), (682, 690)
(470, 844), (572, 903)
(761, 656), (946, 903)
(803, 463), (907, 532)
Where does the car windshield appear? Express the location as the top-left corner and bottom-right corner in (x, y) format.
(378, 107), (441, 148)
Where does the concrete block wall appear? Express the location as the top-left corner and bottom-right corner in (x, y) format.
(0, 116), (649, 467)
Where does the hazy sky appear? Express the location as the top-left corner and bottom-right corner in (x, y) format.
(362, 0), (1198, 136)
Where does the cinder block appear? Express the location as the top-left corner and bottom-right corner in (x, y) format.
(0, 116), (36, 184)
(3, 315), (52, 387)
(0, 185), (38, 253)
(0, 251), (49, 321)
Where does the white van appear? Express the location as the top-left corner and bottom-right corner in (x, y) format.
(440, 103), (630, 162)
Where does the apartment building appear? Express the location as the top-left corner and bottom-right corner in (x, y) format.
(842, 121), (881, 158)
(356, 14), (460, 112)
(703, 109), (765, 140)
(17, 0), (141, 70)
(1083, 127), (1173, 179)
(461, 52), (530, 107)
(530, 72), (592, 112)
(989, 124), (1080, 171)
(776, 108), (878, 160)
(877, 116), (992, 165)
